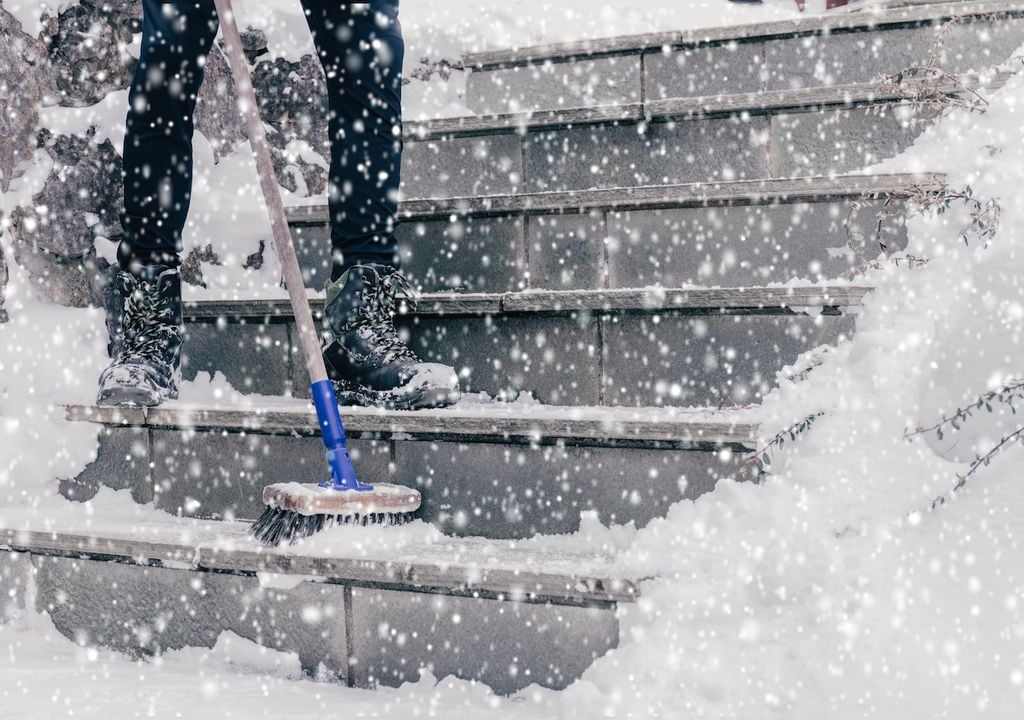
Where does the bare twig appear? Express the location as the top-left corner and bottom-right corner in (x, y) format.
(908, 379), (1024, 441)
(738, 412), (825, 481)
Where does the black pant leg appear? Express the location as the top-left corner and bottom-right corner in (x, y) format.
(300, 0), (405, 277)
(120, 0), (219, 267)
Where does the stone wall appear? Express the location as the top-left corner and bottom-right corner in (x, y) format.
(0, 0), (331, 310)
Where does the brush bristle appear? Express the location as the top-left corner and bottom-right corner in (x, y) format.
(249, 506), (416, 547)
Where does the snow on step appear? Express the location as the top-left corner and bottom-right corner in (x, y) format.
(65, 396), (759, 447)
(0, 505), (632, 691)
(287, 173), (945, 223)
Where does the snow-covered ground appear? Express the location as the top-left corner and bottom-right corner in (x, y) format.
(3, 1), (1024, 718)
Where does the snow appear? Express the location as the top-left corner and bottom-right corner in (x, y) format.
(3, 1), (1024, 717)
(0, 612), (525, 719)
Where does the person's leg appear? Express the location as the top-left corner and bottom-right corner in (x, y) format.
(300, 0), (405, 279)
(120, 0), (219, 268)
(99, 0), (218, 407)
(301, 1), (459, 409)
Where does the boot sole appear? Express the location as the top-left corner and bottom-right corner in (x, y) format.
(97, 385), (176, 408)
(333, 380), (461, 411)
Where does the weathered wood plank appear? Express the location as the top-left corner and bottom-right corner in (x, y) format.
(646, 72), (1010, 120)
(502, 286), (871, 313)
(182, 293), (501, 321)
(65, 403), (761, 447)
(404, 103), (644, 140)
(463, 1), (1024, 69)
(286, 173), (945, 224)
(182, 285), (871, 325)
(0, 528), (640, 604)
(198, 547), (640, 603)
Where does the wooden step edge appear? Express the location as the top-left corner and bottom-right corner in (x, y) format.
(407, 73), (1010, 140)
(64, 403), (761, 448)
(0, 527), (640, 606)
(462, 0), (1024, 69)
(180, 286), (873, 322)
(285, 173), (946, 224)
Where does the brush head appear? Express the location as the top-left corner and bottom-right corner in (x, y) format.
(262, 482), (421, 516)
(249, 482), (422, 547)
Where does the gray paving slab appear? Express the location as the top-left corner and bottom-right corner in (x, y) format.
(400, 314), (602, 406)
(60, 426), (152, 504)
(182, 322), (291, 397)
(528, 212), (607, 290)
(151, 430), (392, 520)
(602, 312), (858, 407)
(399, 215), (527, 293)
(34, 555), (349, 679)
(349, 586), (618, 692)
(525, 116), (771, 192)
(644, 41), (767, 99)
(466, 55), (642, 115)
(402, 134), (524, 199)
(393, 440), (736, 538)
(771, 105), (937, 177)
(606, 200), (907, 287)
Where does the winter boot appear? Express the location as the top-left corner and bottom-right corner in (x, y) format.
(97, 264), (183, 407)
(321, 264), (461, 410)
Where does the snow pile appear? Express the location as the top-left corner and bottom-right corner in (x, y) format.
(0, 228), (106, 514)
(551, 62), (1024, 718)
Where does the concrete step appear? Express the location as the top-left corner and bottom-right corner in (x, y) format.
(399, 73), (1006, 204)
(460, 1), (1024, 114)
(63, 399), (755, 536)
(289, 173), (935, 293)
(0, 520), (635, 692)
(176, 285), (866, 407)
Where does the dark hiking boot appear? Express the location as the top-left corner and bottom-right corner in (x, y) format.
(97, 264), (183, 407)
(321, 264), (460, 410)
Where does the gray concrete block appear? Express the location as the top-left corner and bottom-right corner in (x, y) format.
(291, 223), (333, 289)
(606, 200), (908, 287)
(400, 314), (602, 405)
(182, 322), (291, 397)
(393, 440), (735, 538)
(940, 16), (1024, 74)
(528, 213), (606, 290)
(0, 552), (33, 621)
(466, 56), (642, 115)
(349, 586), (618, 693)
(402, 134), (523, 199)
(399, 215), (527, 293)
(151, 429), (393, 520)
(602, 312), (858, 407)
(766, 26), (933, 90)
(771, 105), (936, 177)
(526, 116), (770, 192)
(60, 426), (152, 505)
(644, 41), (766, 100)
(34, 556), (349, 679)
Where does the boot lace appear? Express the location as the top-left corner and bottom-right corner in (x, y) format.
(349, 265), (420, 366)
(117, 272), (179, 369)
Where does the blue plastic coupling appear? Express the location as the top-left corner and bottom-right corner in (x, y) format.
(310, 379), (373, 492)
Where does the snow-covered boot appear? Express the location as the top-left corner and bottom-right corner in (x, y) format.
(97, 264), (183, 407)
(321, 264), (461, 410)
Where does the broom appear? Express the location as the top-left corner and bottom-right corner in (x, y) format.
(210, 0), (421, 546)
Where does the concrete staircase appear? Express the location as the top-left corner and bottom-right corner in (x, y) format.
(3, 0), (1022, 696)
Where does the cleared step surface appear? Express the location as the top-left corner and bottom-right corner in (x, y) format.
(461, 1), (1024, 114)
(63, 400), (754, 536)
(289, 174), (931, 293)
(175, 285), (864, 408)
(1, 521), (635, 692)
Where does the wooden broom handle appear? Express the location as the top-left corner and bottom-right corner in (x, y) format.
(212, 0), (329, 385)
